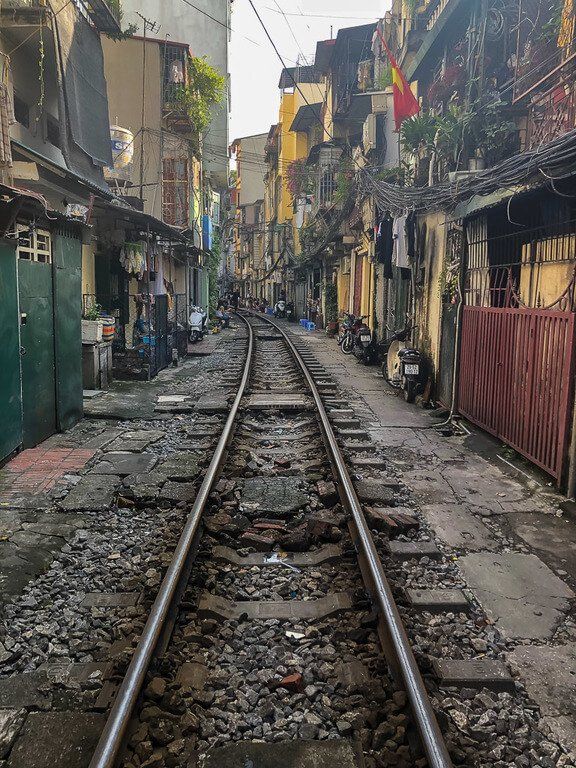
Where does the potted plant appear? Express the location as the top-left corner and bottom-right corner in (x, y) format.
(82, 303), (104, 343)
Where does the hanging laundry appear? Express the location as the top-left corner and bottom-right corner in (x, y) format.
(376, 214), (394, 279)
(393, 215), (409, 269)
(119, 242), (146, 279)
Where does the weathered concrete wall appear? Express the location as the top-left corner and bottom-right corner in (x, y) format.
(101, 36), (163, 222)
(235, 134), (267, 209)
(121, 0), (231, 190)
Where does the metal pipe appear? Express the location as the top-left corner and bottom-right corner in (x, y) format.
(89, 316), (254, 768)
(264, 316), (453, 768)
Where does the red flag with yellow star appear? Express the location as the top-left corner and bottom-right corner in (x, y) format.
(377, 28), (420, 132)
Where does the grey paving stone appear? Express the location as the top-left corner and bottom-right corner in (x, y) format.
(508, 643), (576, 750)
(59, 475), (119, 512)
(241, 477), (308, 517)
(89, 452), (158, 477)
(7, 712), (105, 768)
(355, 479), (400, 503)
(0, 673), (52, 710)
(198, 592), (353, 621)
(421, 504), (499, 551)
(459, 553), (575, 640)
(433, 659), (515, 691)
(158, 481), (198, 504)
(157, 453), (203, 482)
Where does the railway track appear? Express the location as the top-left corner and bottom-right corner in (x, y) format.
(89, 312), (452, 768)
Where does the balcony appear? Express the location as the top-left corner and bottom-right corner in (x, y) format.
(80, 0), (122, 35)
(0, 0), (48, 25)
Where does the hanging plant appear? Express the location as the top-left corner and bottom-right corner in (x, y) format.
(285, 159), (313, 201)
(171, 57), (226, 134)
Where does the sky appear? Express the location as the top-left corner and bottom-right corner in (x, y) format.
(229, 0), (386, 142)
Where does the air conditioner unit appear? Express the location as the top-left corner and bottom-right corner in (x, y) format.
(363, 113), (377, 153)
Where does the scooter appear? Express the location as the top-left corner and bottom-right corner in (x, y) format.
(188, 306), (207, 343)
(340, 314), (367, 355)
(381, 325), (424, 403)
(274, 299), (286, 318)
(352, 320), (375, 364)
(286, 301), (295, 322)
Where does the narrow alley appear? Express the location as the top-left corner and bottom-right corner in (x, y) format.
(2, 1), (576, 768)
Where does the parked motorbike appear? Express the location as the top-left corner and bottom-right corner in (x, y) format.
(188, 306), (207, 343)
(339, 314), (367, 355)
(285, 301), (295, 322)
(381, 325), (424, 403)
(352, 320), (376, 364)
(274, 299), (286, 319)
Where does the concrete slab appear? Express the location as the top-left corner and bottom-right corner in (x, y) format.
(158, 453), (203, 482)
(245, 394), (314, 411)
(212, 544), (342, 567)
(198, 592), (353, 621)
(508, 644), (576, 751)
(59, 475), (119, 512)
(508, 512), (576, 579)
(387, 541), (442, 559)
(459, 553), (575, 640)
(90, 452), (157, 477)
(421, 504), (499, 551)
(406, 589), (470, 612)
(7, 712), (105, 768)
(80, 592), (140, 608)
(434, 659), (514, 691)
(355, 479), (400, 504)
(0, 710), (26, 759)
(241, 477), (308, 517)
(104, 429), (164, 453)
(202, 740), (361, 768)
(158, 481), (198, 504)
(0, 673), (52, 709)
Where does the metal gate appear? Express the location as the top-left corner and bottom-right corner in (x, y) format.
(0, 242), (22, 462)
(458, 306), (576, 482)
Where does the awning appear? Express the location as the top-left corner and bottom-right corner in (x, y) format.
(290, 104), (323, 133)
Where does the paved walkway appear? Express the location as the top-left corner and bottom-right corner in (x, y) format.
(290, 322), (576, 755)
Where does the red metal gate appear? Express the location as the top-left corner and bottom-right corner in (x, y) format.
(458, 306), (576, 482)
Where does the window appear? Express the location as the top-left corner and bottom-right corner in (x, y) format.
(13, 94), (30, 129)
(17, 225), (52, 263)
(319, 168), (335, 207)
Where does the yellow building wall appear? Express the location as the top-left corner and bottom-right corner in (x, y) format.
(82, 242), (96, 299)
(520, 237), (576, 307)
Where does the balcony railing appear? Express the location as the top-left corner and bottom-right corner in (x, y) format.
(81, 0), (122, 35)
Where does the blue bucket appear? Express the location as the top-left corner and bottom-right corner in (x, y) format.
(305, 321), (316, 331)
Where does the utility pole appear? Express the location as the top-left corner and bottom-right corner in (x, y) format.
(136, 12), (160, 203)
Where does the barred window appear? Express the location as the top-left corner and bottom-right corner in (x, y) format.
(17, 225), (51, 263)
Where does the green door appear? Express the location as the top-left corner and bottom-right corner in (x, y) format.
(0, 242), (23, 461)
(18, 259), (56, 447)
(53, 232), (83, 431)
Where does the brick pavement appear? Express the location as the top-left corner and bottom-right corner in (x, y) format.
(0, 445), (96, 500)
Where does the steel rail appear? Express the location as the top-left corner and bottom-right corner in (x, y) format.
(261, 315), (453, 768)
(89, 316), (254, 768)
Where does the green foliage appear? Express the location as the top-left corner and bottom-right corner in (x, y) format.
(374, 66), (392, 91)
(84, 303), (102, 321)
(208, 231), (222, 315)
(470, 97), (518, 164)
(286, 159), (313, 201)
(173, 57), (226, 134)
(103, 0), (138, 40)
(435, 104), (472, 168)
(335, 159), (355, 204)
(324, 281), (338, 324)
(400, 112), (439, 155)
